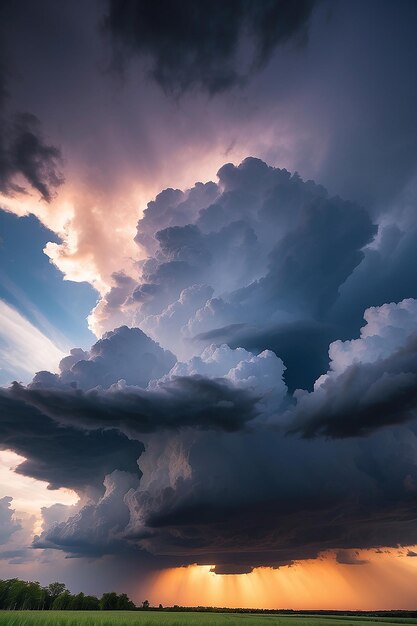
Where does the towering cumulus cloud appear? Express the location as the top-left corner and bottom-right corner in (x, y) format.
(3, 158), (417, 576)
(92, 157), (376, 375)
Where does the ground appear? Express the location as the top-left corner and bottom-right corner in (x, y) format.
(1, 612), (417, 626)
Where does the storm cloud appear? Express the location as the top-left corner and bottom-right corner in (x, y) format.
(0, 389), (144, 493)
(4, 299), (417, 573)
(94, 157), (377, 384)
(9, 376), (261, 436)
(33, 423), (417, 573)
(0, 0), (417, 600)
(104, 0), (316, 94)
(0, 3), (63, 202)
(3, 157), (417, 576)
(291, 299), (417, 438)
(2, 326), (285, 440)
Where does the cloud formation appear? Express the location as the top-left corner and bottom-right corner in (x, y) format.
(0, 0), (417, 597)
(34, 470), (140, 556)
(3, 158), (417, 576)
(57, 325), (176, 390)
(3, 326), (285, 440)
(0, 4), (63, 202)
(104, 0), (316, 94)
(291, 299), (417, 438)
(0, 299), (64, 386)
(9, 375), (261, 436)
(0, 113), (63, 202)
(93, 157), (376, 382)
(0, 387), (144, 494)
(4, 299), (417, 573)
(33, 423), (417, 573)
(0, 497), (21, 545)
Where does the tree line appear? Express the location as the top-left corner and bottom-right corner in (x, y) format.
(0, 579), (139, 611)
(2, 577), (417, 616)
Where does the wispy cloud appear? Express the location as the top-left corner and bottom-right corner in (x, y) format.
(0, 299), (65, 385)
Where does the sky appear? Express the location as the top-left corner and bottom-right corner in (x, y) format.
(1, 0), (417, 610)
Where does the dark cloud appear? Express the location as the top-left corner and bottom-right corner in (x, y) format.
(193, 323), (248, 343)
(3, 298), (417, 573)
(0, 108), (63, 204)
(331, 223), (417, 339)
(104, 0), (316, 94)
(0, 390), (144, 493)
(0, 113), (63, 202)
(33, 425), (417, 572)
(227, 321), (336, 392)
(15, 325), (261, 435)
(221, 192), (376, 333)
(262, 197), (375, 317)
(290, 333), (417, 439)
(4, 153), (417, 576)
(122, 426), (417, 573)
(34, 470), (140, 556)
(0, 3), (63, 201)
(9, 375), (260, 436)
(210, 565), (254, 575)
(335, 550), (368, 566)
(194, 321), (336, 392)
(1, 0), (417, 589)
(0, 325), (272, 508)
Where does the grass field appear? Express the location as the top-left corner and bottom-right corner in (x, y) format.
(0, 612), (417, 626)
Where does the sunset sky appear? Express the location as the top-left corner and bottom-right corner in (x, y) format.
(1, 0), (417, 610)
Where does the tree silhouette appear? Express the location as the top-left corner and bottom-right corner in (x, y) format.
(47, 582), (66, 599)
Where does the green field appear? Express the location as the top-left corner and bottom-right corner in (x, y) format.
(0, 613), (417, 626)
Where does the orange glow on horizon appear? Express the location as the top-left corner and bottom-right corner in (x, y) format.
(142, 550), (417, 611)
